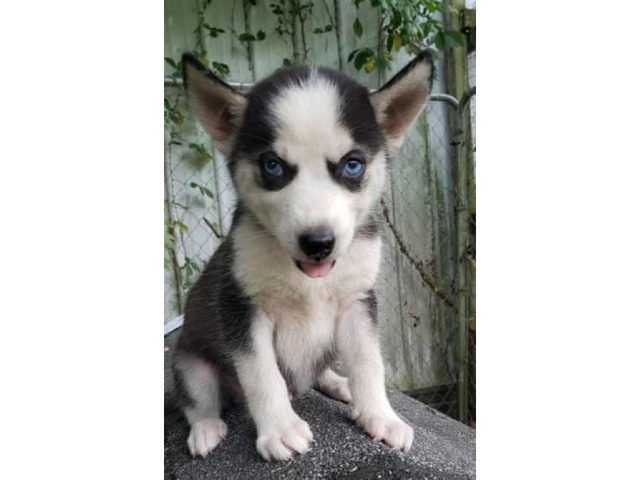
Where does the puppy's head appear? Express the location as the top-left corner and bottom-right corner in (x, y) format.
(183, 53), (433, 278)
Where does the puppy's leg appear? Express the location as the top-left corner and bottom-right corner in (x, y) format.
(173, 355), (228, 457)
(336, 293), (414, 452)
(234, 311), (313, 461)
(315, 368), (352, 404)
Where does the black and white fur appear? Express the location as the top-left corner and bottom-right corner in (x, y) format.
(173, 52), (433, 461)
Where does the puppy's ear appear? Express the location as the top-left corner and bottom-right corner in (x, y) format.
(370, 51), (433, 152)
(182, 53), (247, 157)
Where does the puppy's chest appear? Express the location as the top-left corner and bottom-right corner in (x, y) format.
(269, 298), (339, 394)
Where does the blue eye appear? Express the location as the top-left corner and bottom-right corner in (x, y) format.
(262, 157), (284, 177)
(342, 158), (365, 178)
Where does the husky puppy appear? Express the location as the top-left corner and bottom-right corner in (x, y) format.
(173, 51), (433, 461)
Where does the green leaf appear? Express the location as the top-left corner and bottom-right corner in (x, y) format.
(434, 31), (445, 50)
(347, 49), (359, 63)
(189, 182), (215, 199)
(188, 143), (213, 160)
(256, 30), (266, 41)
(444, 30), (464, 47)
(386, 34), (394, 52)
(283, 58), (292, 66)
(354, 49), (373, 71)
(238, 33), (256, 42)
(363, 55), (376, 73)
(205, 26), (225, 38)
(164, 57), (177, 69)
(353, 17), (363, 38)
(324, 24), (333, 32)
(172, 110), (185, 126)
(212, 61), (230, 77)
(392, 34), (402, 51)
(174, 221), (189, 233)
(391, 8), (402, 27)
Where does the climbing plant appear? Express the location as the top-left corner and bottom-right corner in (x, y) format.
(349, 0), (463, 72)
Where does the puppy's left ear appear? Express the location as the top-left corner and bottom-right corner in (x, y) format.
(370, 51), (433, 152)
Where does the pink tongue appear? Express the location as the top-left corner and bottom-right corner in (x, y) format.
(299, 261), (333, 278)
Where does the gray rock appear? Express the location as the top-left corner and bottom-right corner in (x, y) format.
(165, 333), (475, 479)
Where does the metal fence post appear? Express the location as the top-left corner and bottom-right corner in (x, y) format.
(453, 86), (475, 423)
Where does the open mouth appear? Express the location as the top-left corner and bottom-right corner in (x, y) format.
(295, 259), (336, 278)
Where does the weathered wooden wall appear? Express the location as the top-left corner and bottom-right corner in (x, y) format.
(164, 0), (458, 392)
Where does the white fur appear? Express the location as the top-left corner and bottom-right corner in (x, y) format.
(233, 74), (387, 265)
(336, 300), (414, 451)
(233, 311), (314, 461)
(232, 214), (381, 302)
(187, 418), (228, 458)
(175, 355), (229, 457)
(272, 69), (353, 162)
(231, 212), (415, 456)
(233, 214), (381, 393)
(316, 368), (352, 404)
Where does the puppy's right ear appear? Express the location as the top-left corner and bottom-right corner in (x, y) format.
(182, 53), (247, 157)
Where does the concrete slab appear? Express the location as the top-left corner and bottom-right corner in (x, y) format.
(164, 333), (476, 479)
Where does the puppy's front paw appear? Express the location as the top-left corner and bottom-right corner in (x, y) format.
(256, 414), (313, 461)
(187, 418), (228, 457)
(353, 410), (413, 452)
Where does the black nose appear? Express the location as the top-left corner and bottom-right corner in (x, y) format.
(298, 230), (335, 261)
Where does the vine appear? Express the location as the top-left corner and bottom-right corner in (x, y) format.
(349, 0), (463, 73)
(164, 0), (231, 303)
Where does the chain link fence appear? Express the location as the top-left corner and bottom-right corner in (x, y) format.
(164, 80), (476, 424)
(164, 86), (237, 323)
